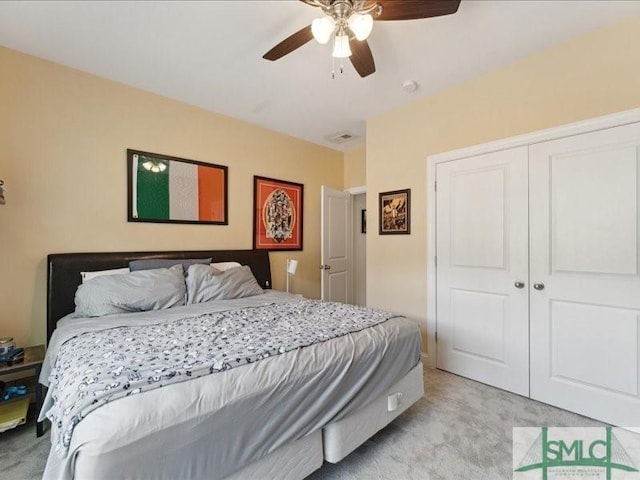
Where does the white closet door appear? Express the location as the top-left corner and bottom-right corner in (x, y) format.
(436, 147), (530, 396)
(530, 122), (640, 426)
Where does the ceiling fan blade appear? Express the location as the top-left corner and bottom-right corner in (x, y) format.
(349, 39), (376, 78)
(375, 0), (461, 21)
(263, 25), (313, 61)
(299, 0), (321, 5)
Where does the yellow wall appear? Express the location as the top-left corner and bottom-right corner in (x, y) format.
(0, 47), (343, 347)
(343, 146), (366, 189)
(366, 15), (640, 352)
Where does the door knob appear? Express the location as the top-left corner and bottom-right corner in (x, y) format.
(514, 281), (525, 289)
(319, 265), (331, 270)
(533, 282), (545, 291)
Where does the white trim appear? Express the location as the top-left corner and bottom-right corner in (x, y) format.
(426, 158), (437, 369)
(430, 107), (640, 164)
(345, 185), (366, 195)
(425, 107), (640, 373)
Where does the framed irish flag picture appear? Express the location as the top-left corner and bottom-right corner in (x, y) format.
(127, 149), (228, 225)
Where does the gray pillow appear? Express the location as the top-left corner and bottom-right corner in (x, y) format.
(75, 265), (186, 317)
(129, 257), (212, 273)
(186, 264), (264, 304)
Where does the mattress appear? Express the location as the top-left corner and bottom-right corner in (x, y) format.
(40, 291), (421, 480)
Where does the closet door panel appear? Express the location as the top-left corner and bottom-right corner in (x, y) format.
(436, 147), (529, 396)
(529, 122), (640, 426)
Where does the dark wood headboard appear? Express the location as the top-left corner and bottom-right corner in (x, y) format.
(46, 249), (271, 343)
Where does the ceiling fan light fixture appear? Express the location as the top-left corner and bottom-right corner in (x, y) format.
(311, 16), (335, 44)
(348, 12), (373, 41)
(332, 34), (351, 58)
(262, 0), (462, 79)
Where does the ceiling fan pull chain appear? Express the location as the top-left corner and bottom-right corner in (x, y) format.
(331, 56), (346, 80)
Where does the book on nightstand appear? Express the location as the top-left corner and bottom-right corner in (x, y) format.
(0, 397), (29, 433)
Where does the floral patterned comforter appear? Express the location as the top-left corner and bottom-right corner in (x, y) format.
(46, 299), (395, 456)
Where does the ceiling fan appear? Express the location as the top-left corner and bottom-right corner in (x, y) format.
(263, 0), (462, 78)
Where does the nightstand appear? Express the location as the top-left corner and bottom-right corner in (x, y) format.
(0, 344), (45, 436)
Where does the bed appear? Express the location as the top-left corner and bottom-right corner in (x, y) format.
(41, 249), (424, 480)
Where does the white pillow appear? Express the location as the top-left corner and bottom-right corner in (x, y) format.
(81, 267), (130, 283)
(210, 261), (242, 271)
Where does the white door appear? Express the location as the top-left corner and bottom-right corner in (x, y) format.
(529, 123), (640, 426)
(436, 147), (530, 396)
(321, 186), (352, 303)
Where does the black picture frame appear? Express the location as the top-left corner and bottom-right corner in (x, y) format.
(127, 149), (228, 225)
(379, 189), (411, 235)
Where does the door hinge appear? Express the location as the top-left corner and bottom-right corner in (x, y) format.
(435, 331), (438, 343)
(434, 256), (437, 267)
(434, 181), (437, 192)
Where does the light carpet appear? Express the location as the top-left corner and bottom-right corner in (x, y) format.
(0, 367), (602, 480)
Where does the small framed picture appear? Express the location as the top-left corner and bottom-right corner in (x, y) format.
(379, 189), (410, 235)
(361, 209), (367, 234)
(253, 176), (304, 251)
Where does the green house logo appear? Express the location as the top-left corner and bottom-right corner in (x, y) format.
(515, 427), (638, 480)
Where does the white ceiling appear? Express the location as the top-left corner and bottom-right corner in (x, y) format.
(1, 1), (639, 151)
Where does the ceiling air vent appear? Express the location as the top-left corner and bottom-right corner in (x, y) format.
(325, 131), (359, 144)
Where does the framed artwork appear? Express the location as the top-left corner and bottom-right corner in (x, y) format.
(253, 176), (304, 251)
(379, 189), (411, 235)
(361, 209), (367, 234)
(127, 149), (228, 225)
